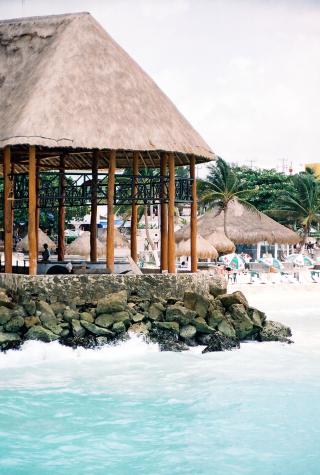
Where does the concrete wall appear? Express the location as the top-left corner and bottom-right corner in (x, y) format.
(0, 273), (226, 304)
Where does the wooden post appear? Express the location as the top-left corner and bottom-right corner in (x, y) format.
(167, 152), (176, 273)
(190, 155), (197, 272)
(4, 146), (13, 273)
(130, 151), (139, 263)
(107, 150), (116, 272)
(160, 153), (168, 271)
(28, 145), (37, 275)
(90, 150), (99, 263)
(35, 158), (40, 256)
(58, 155), (65, 261)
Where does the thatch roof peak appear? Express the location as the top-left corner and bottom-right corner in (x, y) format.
(0, 12), (214, 169)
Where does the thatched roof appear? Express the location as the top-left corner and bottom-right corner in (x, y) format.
(0, 12), (214, 171)
(176, 235), (218, 259)
(175, 199), (300, 245)
(17, 228), (56, 252)
(204, 231), (236, 254)
(66, 229), (130, 258)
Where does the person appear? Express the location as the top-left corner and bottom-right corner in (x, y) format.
(42, 243), (50, 262)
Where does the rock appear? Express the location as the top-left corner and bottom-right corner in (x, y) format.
(129, 322), (149, 335)
(51, 302), (66, 315)
(0, 306), (13, 325)
(218, 291), (248, 309)
(80, 320), (114, 337)
(0, 289), (10, 303)
(229, 304), (255, 339)
(4, 316), (24, 333)
(11, 305), (26, 318)
(24, 316), (41, 329)
(196, 333), (213, 345)
(149, 326), (188, 352)
(37, 301), (56, 320)
(24, 300), (36, 316)
(0, 331), (21, 349)
(72, 319), (86, 338)
(79, 312), (94, 323)
(202, 331), (240, 353)
(95, 311), (131, 328)
(179, 324), (197, 339)
(131, 312), (145, 323)
(63, 308), (80, 323)
(217, 319), (236, 338)
(209, 282), (226, 298)
(248, 307), (267, 327)
(259, 321), (292, 343)
(25, 325), (59, 342)
(112, 321), (126, 334)
(42, 321), (64, 335)
(148, 302), (165, 320)
(207, 300), (225, 327)
(165, 304), (197, 325)
(183, 292), (210, 318)
(193, 317), (215, 334)
(155, 321), (179, 333)
(60, 328), (70, 337)
(96, 291), (127, 315)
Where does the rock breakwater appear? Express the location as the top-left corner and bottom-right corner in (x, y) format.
(0, 286), (292, 353)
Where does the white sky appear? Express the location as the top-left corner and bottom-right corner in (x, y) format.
(1, 0), (319, 173)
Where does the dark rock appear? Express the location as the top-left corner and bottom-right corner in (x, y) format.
(209, 282), (226, 298)
(63, 308), (80, 322)
(155, 321), (179, 333)
(229, 304), (255, 339)
(79, 312), (94, 323)
(183, 291), (210, 318)
(218, 291), (248, 309)
(25, 325), (60, 342)
(24, 316), (41, 329)
(131, 312), (145, 323)
(80, 320), (114, 337)
(202, 331), (240, 353)
(165, 304), (197, 325)
(96, 290), (127, 315)
(193, 317), (215, 334)
(0, 306), (13, 325)
(207, 300), (225, 327)
(259, 321), (292, 343)
(0, 331), (21, 350)
(59, 335), (97, 349)
(248, 307), (267, 327)
(149, 326), (188, 352)
(112, 321), (126, 334)
(4, 316), (24, 333)
(197, 333), (212, 345)
(217, 319), (236, 338)
(148, 302), (165, 320)
(51, 302), (66, 315)
(24, 300), (36, 316)
(72, 319), (86, 338)
(37, 301), (56, 320)
(95, 311), (131, 328)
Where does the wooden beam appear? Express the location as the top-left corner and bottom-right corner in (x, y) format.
(57, 155), (66, 261)
(130, 151), (139, 263)
(90, 150), (99, 262)
(190, 155), (197, 272)
(28, 145), (37, 275)
(167, 152), (176, 273)
(4, 146), (13, 273)
(107, 150), (116, 272)
(160, 153), (168, 271)
(35, 157), (40, 254)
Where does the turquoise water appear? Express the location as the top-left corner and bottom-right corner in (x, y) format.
(0, 286), (319, 475)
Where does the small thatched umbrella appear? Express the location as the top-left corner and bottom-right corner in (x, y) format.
(17, 229), (56, 252)
(203, 231), (235, 254)
(175, 199), (300, 247)
(97, 228), (130, 249)
(176, 235), (218, 259)
(66, 232), (105, 258)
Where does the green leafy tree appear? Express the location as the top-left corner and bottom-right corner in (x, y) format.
(198, 158), (258, 239)
(270, 173), (320, 244)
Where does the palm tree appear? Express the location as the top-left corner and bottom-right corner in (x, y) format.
(270, 173), (320, 246)
(198, 158), (258, 239)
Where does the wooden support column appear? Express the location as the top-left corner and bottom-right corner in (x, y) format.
(107, 150), (116, 272)
(58, 155), (65, 261)
(160, 153), (168, 271)
(190, 155), (197, 272)
(35, 158), (40, 255)
(28, 145), (37, 275)
(4, 146), (13, 273)
(90, 150), (99, 263)
(167, 152), (176, 273)
(130, 151), (139, 263)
